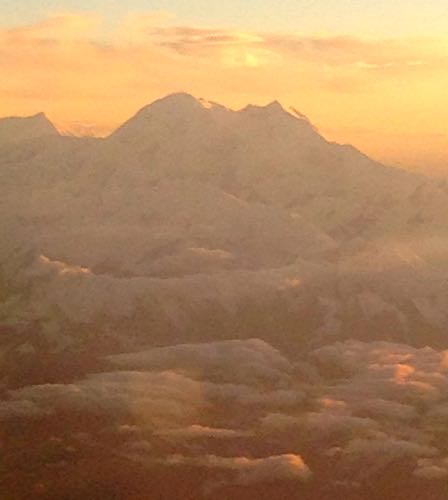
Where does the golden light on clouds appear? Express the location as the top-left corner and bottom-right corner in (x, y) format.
(1, 12), (447, 172)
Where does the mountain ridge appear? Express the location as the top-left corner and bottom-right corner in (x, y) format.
(1, 91), (448, 359)
(0, 94), (429, 189)
(3, 94), (448, 500)
(0, 112), (60, 144)
(0, 93), (341, 150)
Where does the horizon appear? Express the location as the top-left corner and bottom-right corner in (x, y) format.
(1, 4), (448, 175)
(1, 90), (445, 176)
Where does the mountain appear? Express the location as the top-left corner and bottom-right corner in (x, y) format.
(108, 93), (355, 190)
(3, 93), (448, 500)
(0, 112), (59, 144)
(102, 94), (448, 273)
(1, 93), (448, 358)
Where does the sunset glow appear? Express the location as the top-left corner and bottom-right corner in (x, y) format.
(4, 4), (448, 498)
(1, 5), (448, 173)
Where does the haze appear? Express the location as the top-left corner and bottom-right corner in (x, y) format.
(2, 3), (448, 500)
(1, 1), (448, 174)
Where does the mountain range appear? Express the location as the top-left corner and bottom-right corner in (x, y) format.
(2, 93), (448, 357)
(2, 93), (448, 499)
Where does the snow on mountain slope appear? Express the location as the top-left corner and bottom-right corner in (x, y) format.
(108, 93), (448, 264)
(4, 93), (448, 500)
(1, 93), (448, 366)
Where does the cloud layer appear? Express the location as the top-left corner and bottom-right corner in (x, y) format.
(4, 337), (448, 497)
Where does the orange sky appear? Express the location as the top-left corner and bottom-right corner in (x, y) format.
(1, 12), (448, 174)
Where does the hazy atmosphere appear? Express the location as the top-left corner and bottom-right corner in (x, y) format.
(2, 2), (448, 500)
(1, 1), (448, 173)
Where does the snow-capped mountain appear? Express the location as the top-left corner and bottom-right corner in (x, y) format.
(3, 93), (448, 500)
(2, 93), (448, 359)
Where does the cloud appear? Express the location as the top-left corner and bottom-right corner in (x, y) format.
(107, 338), (293, 386)
(5, 337), (448, 490)
(38, 254), (91, 276)
(144, 25), (274, 68)
(204, 383), (305, 410)
(164, 453), (311, 484)
(414, 458), (448, 479)
(155, 424), (250, 440)
(1, 13), (100, 43)
(0, 338), (303, 429)
(148, 26), (264, 52)
(350, 398), (418, 421)
(0, 370), (207, 429)
(0, 399), (47, 420)
(127, 21), (444, 71)
(343, 437), (437, 463)
(303, 412), (378, 438)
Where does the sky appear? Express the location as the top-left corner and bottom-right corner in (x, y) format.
(1, 1), (448, 173)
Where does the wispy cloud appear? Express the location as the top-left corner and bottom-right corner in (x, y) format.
(141, 23), (446, 71)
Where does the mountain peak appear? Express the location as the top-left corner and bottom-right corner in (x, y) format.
(239, 100), (316, 131)
(158, 92), (199, 104)
(0, 112), (59, 144)
(110, 93), (323, 145)
(139, 92), (203, 114)
(110, 93), (207, 140)
(33, 111), (48, 119)
(241, 100), (285, 114)
(0, 112), (53, 125)
(265, 100), (284, 111)
(239, 100), (312, 123)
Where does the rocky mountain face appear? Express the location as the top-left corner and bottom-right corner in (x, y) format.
(2, 94), (448, 499)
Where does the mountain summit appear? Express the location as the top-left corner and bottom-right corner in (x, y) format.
(0, 112), (59, 144)
(107, 93), (328, 190)
(109, 93), (317, 142)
